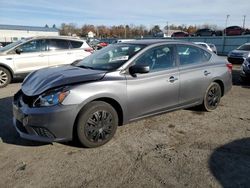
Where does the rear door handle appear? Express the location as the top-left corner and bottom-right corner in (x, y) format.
(67, 52), (72, 55)
(169, 76), (178, 83)
(204, 70), (211, 76)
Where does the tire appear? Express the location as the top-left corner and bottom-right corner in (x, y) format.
(76, 101), (118, 148)
(201, 82), (222, 111)
(0, 67), (11, 88)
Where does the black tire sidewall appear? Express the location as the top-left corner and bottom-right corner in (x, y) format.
(203, 82), (222, 111)
(77, 101), (118, 148)
(0, 67), (11, 88)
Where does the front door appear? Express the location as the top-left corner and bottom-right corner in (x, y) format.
(126, 44), (180, 120)
(12, 39), (49, 74)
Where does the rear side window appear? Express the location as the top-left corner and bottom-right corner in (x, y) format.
(177, 45), (211, 66)
(49, 39), (70, 50)
(70, 40), (83, 48)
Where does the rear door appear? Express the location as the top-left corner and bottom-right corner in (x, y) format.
(177, 44), (213, 105)
(126, 44), (180, 120)
(48, 39), (73, 66)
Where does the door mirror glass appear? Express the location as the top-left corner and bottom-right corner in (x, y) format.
(15, 48), (23, 54)
(129, 64), (150, 76)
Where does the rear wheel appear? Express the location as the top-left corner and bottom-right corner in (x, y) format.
(0, 67), (11, 88)
(76, 101), (118, 148)
(202, 82), (222, 111)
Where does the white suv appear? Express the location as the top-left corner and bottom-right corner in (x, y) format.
(0, 36), (92, 87)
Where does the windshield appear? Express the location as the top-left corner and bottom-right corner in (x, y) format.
(237, 44), (250, 51)
(0, 39), (26, 52)
(75, 43), (146, 71)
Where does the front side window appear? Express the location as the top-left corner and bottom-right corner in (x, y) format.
(18, 39), (46, 53)
(134, 45), (175, 72)
(177, 45), (211, 66)
(49, 39), (70, 50)
(75, 44), (145, 71)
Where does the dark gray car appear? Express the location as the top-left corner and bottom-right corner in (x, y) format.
(228, 43), (250, 64)
(13, 40), (232, 148)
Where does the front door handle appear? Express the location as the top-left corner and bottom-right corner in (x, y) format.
(204, 70), (211, 76)
(39, 54), (45, 57)
(169, 76), (178, 83)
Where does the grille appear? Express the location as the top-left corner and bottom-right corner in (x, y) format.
(32, 127), (55, 139)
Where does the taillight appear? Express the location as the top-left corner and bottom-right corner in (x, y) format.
(226, 63), (233, 73)
(84, 48), (94, 53)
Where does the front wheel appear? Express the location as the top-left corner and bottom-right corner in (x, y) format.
(76, 101), (118, 148)
(202, 82), (222, 111)
(0, 67), (11, 88)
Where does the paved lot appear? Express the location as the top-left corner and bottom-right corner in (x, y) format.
(0, 64), (250, 188)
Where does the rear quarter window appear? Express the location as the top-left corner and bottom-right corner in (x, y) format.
(70, 41), (83, 48)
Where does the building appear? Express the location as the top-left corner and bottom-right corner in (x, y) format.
(0, 24), (59, 44)
(87, 31), (96, 38)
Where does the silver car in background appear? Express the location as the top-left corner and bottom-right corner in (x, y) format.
(194, 42), (217, 54)
(13, 40), (232, 148)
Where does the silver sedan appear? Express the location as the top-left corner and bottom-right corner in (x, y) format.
(13, 40), (232, 148)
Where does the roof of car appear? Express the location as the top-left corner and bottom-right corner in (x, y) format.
(120, 39), (188, 45)
(26, 36), (86, 41)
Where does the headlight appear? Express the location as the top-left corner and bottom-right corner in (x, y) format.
(33, 88), (70, 107)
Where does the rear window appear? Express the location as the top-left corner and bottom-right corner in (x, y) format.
(70, 41), (83, 48)
(49, 39), (70, 50)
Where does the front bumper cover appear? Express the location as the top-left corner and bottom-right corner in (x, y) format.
(13, 91), (78, 143)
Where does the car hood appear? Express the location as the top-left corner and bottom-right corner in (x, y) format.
(22, 65), (106, 96)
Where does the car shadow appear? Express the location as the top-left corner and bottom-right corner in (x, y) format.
(0, 96), (47, 147)
(209, 138), (250, 187)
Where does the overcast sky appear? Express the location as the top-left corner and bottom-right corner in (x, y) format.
(0, 0), (249, 29)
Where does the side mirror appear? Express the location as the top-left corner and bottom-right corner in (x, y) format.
(15, 48), (23, 54)
(129, 64), (150, 77)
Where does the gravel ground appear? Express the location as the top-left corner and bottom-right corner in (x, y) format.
(0, 64), (250, 188)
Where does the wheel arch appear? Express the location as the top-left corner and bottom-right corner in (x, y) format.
(213, 79), (225, 96)
(0, 63), (14, 78)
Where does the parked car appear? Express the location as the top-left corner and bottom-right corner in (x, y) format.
(111, 39), (136, 43)
(0, 36), (93, 88)
(208, 43), (218, 54)
(171, 31), (189, 37)
(194, 42), (217, 54)
(195, 28), (217, 36)
(224, 26), (245, 36)
(240, 57), (250, 82)
(13, 40), (232, 148)
(227, 43), (250, 64)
